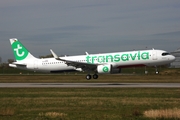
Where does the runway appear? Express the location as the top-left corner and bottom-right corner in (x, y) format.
(0, 83), (180, 88)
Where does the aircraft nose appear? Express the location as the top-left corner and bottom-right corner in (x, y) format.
(170, 55), (176, 61)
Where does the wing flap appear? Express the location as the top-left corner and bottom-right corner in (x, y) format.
(65, 60), (97, 71)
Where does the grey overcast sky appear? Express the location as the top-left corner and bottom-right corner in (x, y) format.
(0, 0), (180, 62)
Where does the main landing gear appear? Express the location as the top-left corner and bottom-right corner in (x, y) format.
(86, 74), (98, 80)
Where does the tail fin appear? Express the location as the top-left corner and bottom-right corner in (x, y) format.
(10, 38), (37, 61)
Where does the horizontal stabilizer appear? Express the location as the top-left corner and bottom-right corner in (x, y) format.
(9, 62), (27, 68)
(11, 62), (27, 66)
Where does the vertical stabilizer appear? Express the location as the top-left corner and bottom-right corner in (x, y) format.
(10, 38), (37, 61)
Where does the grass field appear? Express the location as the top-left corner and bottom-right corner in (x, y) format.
(0, 88), (180, 120)
(0, 67), (180, 83)
(0, 71), (180, 120)
(0, 74), (180, 83)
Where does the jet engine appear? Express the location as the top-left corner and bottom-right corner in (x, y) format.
(97, 64), (121, 74)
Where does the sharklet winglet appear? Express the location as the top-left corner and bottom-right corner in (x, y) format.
(50, 49), (64, 61)
(85, 52), (89, 55)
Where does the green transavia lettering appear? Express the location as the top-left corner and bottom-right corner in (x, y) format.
(86, 51), (149, 64)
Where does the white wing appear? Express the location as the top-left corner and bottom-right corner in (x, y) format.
(50, 49), (99, 72)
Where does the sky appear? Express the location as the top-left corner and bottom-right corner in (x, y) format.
(0, 0), (180, 62)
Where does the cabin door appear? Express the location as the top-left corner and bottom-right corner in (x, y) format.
(34, 60), (38, 69)
(152, 50), (157, 60)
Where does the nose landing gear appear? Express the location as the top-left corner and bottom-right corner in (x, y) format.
(155, 66), (159, 74)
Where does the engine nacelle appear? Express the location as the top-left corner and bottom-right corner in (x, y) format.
(97, 64), (112, 74)
(97, 64), (121, 74)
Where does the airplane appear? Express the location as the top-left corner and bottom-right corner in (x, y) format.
(9, 38), (175, 80)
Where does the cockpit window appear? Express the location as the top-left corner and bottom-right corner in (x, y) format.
(162, 52), (170, 56)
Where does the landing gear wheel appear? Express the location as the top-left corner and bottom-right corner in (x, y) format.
(155, 71), (159, 74)
(86, 74), (91, 80)
(93, 74), (98, 79)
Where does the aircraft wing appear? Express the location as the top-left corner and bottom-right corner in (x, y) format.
(50, 49), (98, 72)
(62, 59), (97, 72)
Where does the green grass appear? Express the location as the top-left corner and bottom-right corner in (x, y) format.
(0, 74), (180, 83)
(0, 69), (180, 119)
(0, 88), (180, 120)
(0, 67), (180, 83)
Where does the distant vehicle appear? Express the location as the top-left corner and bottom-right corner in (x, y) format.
(9, 38), (175, 80)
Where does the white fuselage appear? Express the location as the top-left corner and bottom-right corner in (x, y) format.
(10, 49), (175, 73)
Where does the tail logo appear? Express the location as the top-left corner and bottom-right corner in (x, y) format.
(12, 41), (28, 60)
(14, 44), (25, 57)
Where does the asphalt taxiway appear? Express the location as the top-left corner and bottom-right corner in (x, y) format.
(0, 83), (180, 88)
